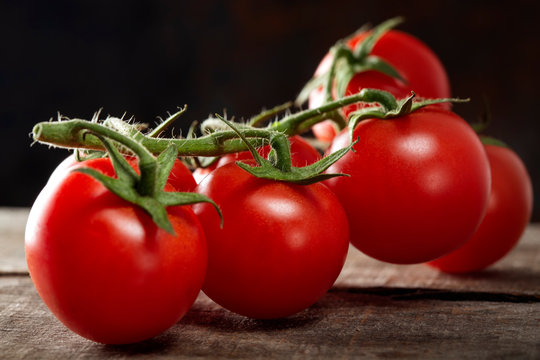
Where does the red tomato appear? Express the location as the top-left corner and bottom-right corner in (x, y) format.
(49, 154), (196, 191)
(193, 135), (321, 183)
(324, 108), (491, 264)
(25, 158), (206, 344)
(192, 163), (217, 184)
(193, 162), (349, 319)
(164, 158), (197, 191)
(309, 30), (451, 142)
(427, 144), (533, 273)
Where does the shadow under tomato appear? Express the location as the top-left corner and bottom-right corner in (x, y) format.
(100, 332), (177, 355)
(329, 265), (540, 304)
(179, 303), (322, 332)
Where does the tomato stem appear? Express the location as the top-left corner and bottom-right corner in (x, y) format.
(269, 134), (292, 172)
(148, 105), (188, 138)
(295, 17), (405, 108)
(248, 102), (292, 127)
(32, 91), (372, 156)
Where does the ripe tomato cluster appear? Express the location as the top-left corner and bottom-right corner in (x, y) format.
(301, 19), (532, 268)
(26, 18), (532, 345)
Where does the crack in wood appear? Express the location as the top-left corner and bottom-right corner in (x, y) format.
(0, 272), (29, 277)
(331, 286), (540, 303)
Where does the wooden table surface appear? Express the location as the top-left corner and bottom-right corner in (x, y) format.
(1, 207), (539, 359)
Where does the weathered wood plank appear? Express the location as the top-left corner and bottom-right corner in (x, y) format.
(0, 276), (538, 359)
(335, 226), (540, 296)
(1, 206), (539, 358)
(0, 208), (28, 274)
(3, 208), (539, 295)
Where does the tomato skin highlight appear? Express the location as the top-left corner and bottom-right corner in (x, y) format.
(309, 30), (451, 142)
(324, 108), (491, 264)
(193, 162), (349, 319)
(427, 145), (533, 273)
(192, 163), (217, 184)
(25, 158), (206, 344)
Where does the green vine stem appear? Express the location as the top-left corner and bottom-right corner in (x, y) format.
(295, 17), (405, 106)
(32, 91), (380, 156)
(215, 114), (355, 185)
(293, 17), (405, 133)
(32, 89), (468, 187)
(32, 89), (467, 188)
(248, 101), (292, 127)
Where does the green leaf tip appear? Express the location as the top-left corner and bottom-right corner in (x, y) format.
(234, 136), (355, 186)
(347, 90), (470, 142)
(71, 125), (222, 234)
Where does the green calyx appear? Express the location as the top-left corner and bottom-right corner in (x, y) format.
(479, 135), (509, 148)
(469, 98), (508, 148)
(346, 89), (469, 142)
(216, 115), (353, 185)
(72, 126), (222, 235)
(296, 17), (405, 109)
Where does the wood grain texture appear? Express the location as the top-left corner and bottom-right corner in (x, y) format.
(1, 207), (539, 359)
(0, 277), (538, 359)
(335, 225), (540, 296)
(0, 208), (28, 274)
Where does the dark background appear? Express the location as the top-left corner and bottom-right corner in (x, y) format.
(1, 0), (539, 220)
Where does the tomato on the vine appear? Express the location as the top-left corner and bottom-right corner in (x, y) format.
(193, 161), (349, 319)
(428, 143), (533, 273)
(217, 135), (321, 167)
(309, 30), (451, 142)
(193, 135), (321, 183)
(324, 107), (491, 264)
(25, 157), (206, 344)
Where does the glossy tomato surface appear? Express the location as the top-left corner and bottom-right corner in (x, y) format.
(309, 30), (451, 142)
(324, 108), (491, 264)
(25, 158), (206, 344)
(428, 144), (533, 273)
(164, 158), (197, 191)
(193, 162), (349, 319)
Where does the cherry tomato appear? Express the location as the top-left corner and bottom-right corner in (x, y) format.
(428, 144), (533, 273)
(49, 154), (196, 191)
(25, 158), (206, 344)
(324, 108), (491, 264)
(309, 30), (451, 142)
(193, 135), (321, 183)
(193, 162), (349, 319)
